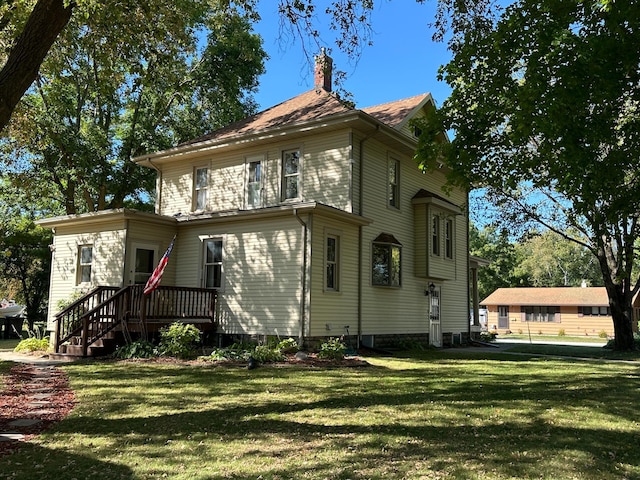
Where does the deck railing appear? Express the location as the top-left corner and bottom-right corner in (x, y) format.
(54, 285), (217, 356)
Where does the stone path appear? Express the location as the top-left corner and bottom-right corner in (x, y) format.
(0, 360), (75, 454)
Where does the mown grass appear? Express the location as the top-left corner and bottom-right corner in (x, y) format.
(503, 343), (640, 360)
(2, 351), (640, 480)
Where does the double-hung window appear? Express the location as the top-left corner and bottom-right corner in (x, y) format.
(246, 157), (262, 208)
(388, 158), (399, 208)
(445, 218), (454, 259)
(282, 149), (300, 200)
(432, 214), (440, 256)
(203, 239), (223, 289)
(325, 234), (339, 291)
(77, 245), (93, 284)
(372, 234), (402, 287)
(194, 167), (208, 211)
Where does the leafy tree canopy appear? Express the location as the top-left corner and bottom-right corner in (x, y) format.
(417, 0), (640, 349)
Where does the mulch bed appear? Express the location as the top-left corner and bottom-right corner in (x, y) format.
(0, 364), (75, 456)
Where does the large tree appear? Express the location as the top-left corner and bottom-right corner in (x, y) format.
(416, 0), (640, 349)
(1, 1), (266, 214)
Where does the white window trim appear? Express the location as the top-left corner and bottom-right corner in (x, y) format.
(324, 229), (341, 293)
(77, 244), (93, 285)
(245, 154), (265, 209)
(193, 165), (209, 212)
(200, 235), (225, 291)
(371, 235), (402, 288)
(387, 156), (400, 210)
(281, 148), (302, 202)
(445, 217), (455, 260)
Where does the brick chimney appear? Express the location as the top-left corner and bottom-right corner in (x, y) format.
(314, 48), (333, 92)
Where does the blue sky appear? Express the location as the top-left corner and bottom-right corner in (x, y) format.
(252, 1), (453, 111)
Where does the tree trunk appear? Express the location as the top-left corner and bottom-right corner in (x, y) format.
(604, 281), (636, 350)
(0, 0), (74, 132)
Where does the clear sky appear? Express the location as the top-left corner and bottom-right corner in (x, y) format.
(252, 1), (453, 111)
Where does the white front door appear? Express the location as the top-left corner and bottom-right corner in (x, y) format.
(128, 243), (158, 285)
(429, 286), (442, 347)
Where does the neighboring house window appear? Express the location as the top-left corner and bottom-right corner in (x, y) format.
(204, 239), (223, 289)
(388, 158), (399, 208)
(522, 306), (559, 322)
(445, 218), (454, 259)
(282, 149), (300, 200)
(579, 306), (611, 316)
(247, 158), (262, 208)
(432, 214), (440, 256)
(372, 234), (401, 287)
(77, 245), (93, 284)
(326, 234), (339, 291)
(194, 167), (208, 211)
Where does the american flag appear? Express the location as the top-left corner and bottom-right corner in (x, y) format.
(143, 236), (176, 295)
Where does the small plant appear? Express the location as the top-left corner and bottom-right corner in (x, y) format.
(479, 331), (497, 342)
(114, 340), (156, 359)
(251, 344), (284, 363)
(517, 329), (523, 335)
(598, 330), (608, 339)
(558, 329), (566, 336)
(276, 337), (299, 354)
(14, 337), (49, 353)
(318, 337), (346, 360)
(157, 322), (202, 359)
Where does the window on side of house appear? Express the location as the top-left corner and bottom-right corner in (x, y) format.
(203, 238), (223, 289)
(432, 214), (440, 256)
(388, 158), (399, 208)
(372, 234), (402, 287)
(445, 218), (454, 259)
(579, 306), (611, 316)
(522, 306), (559, 322)
(77, 245), (93, 284)
(246, 157), (262, 208)
(282, 149), (301, 200)
(194, 166), (208, 211)
(325, 234), (340, 292)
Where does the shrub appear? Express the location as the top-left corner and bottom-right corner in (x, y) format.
(14, 337), (49, 353)
(251, 344), (284, 363)
(114, 340), (156, 359)
(276, 337), (299, 353)
(558, 329), (566, 336)
(157, 322), (202, 359)
(479, 331), (497, 342)
(598, 330), (608, 339)
(318, 337), (346, 360)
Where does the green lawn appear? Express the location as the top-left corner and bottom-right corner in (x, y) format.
(2, 351), (640, 480)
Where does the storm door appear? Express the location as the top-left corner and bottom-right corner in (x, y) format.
(498, 306), (509, 329)
(129, 243), (157, 285)
(429, 286), (442, 347)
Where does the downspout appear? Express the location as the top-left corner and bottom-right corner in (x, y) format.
(123, 219), (130, 287)
(466, 190), (472, 342)
(357, 126), (379, 348)
(294, 209), (311, 348)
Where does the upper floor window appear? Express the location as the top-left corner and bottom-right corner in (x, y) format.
(388, 158), (399, 208)
(372, 233), (401, 287)
(246, 157), (262, 208)
(445, 218), (454, 259)
(432, 214), (440, 256)
(77, 245), (93, 284)
(283, 149), (300, 200)
(203, 238), (223, 289)
(194, 167), (208, 211)
(326, 234), (340, 291)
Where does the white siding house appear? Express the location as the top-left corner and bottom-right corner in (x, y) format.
(38, 52), (474, 351)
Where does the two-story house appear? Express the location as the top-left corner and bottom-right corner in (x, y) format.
(38, 52), (474, 355)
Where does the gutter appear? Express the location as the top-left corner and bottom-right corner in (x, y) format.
(294, 209), (312, 348)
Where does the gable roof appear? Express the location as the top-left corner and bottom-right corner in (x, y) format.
(362, 93), (433, 129)
(481, 287), (610, 307)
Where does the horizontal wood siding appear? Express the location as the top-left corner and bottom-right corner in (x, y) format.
(485, 305), (614, 337)
(46, 221), (126, 328)
(308, 215), (360, 337)
(160, 163), (194, 216)
(176, 217), (303, 337)
(358, 133), (469, 337)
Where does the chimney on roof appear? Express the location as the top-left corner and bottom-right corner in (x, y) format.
(314, 48), (333, 92)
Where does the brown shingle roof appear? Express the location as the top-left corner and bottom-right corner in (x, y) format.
(180, 89), (354, 146)
(481, 287), (609, 307)
(362, 93), (430, 128)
